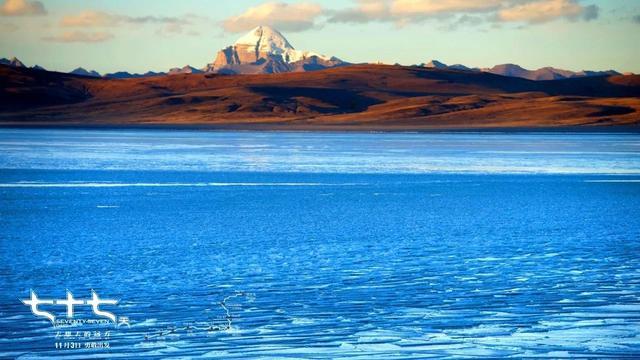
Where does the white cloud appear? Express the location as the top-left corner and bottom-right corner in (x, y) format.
(60, 11), (194, 28)
(61, 11), (121, 27)
(42, 31), (114, 43)
(391, 0), (502, 16)
(329, 0), (502, 24)
(328, 0), (598, 25)
(0, 0), (45, 16)
(497, 0), (596, 23)
(326, 0), (388, 23)
(222, 2), (323, 33)
(58, 11), (208, 38)
(156, 22), (201, 37)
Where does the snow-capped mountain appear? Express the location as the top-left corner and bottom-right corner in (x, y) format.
(484, 64), (620, 80)
(417, 60), (620, 81)
(168, 65), (203, 75)
(1, 57), (47, 71)
(204, 25), (346, 74)
(417, 60), (478, 72)
(448, 64), (472, 71)
(1, 56), (26, 68)
(70, 67), (101, 77)
(421, 60), (447, 69)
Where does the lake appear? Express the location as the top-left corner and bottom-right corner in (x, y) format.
(0, 129), (639, 358)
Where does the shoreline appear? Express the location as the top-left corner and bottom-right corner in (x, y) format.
(1, 123), (639, 134)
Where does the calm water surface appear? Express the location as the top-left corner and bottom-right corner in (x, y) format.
(0, 129), (639, 358)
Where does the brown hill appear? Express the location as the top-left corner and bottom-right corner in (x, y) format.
(1, 64), (639, 130)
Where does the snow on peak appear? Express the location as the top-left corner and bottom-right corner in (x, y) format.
(424, 60), (447, 69)
(233, 25), (331, 63)
(235, 25), (294, 53)
(1, 56), (26, 67)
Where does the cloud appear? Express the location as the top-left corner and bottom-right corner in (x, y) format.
(59, 11), (208, 37)
(328, 0), (598, 25)
(42, 31), (114, 43)
(391, 0), (502, 16)
(156, 22), (202, 37)
(222, 2), (323, 32)
(497, 0), (598, 23)
(0, 0), (45, 16)
(0, 22), (18, 31)
(582, 4), (598, 21)
(61, 11), (192, 28)
(60, 11), (121, 27)
(326, 0), (388, 23)
(328, 0), (502, 24)
(444, 14), (486, 30)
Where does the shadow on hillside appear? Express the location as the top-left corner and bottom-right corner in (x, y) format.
(249, 86), (382, 113)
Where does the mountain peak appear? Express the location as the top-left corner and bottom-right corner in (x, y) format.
(234, 25), (294, 54)
(1, 56), (26, 68)
(485, 63), (621, 80)
(168, 65), (203, 75)
(70, 67), (101, 77)
(423, 60), (447, 69)
(207, 26), (344, 74)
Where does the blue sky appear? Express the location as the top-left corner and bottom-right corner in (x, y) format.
(1, 0), (639, 74)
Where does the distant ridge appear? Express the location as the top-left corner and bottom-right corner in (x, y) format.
(416, 59), (622, 81)
(0, 56), (25, 68)
(3, 35), (633, 82)
(422, 60), (447, 69)
(1, 56), (47, 71)
(168, 65), (203, 75)
(103, 71), (167, 79)
(484, 63), (620, 80)
(70, 67), (101, 78)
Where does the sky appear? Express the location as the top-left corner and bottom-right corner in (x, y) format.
(1, 0), (639, 74)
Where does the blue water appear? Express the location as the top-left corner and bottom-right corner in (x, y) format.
(1, 129), (639, 358)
